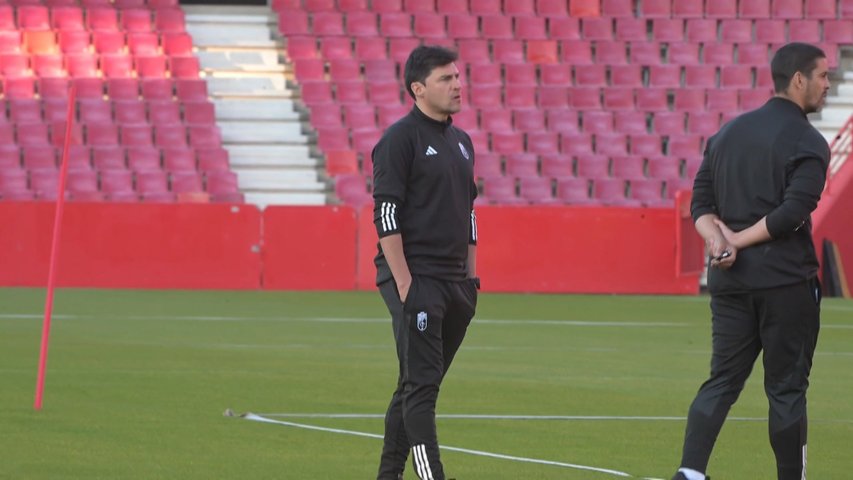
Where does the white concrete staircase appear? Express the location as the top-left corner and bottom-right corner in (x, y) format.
(811, 48), (853, 145)
(183, 5), (327, 208)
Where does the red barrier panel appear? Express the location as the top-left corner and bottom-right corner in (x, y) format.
(0, 202), (262, 289)
(814, 154), (853, 291)
(353, 205), (700, 294)
(263, 206), (357, 290)
(474, 206), (699, 294)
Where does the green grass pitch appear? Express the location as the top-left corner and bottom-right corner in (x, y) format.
(1, 288), (851, 479)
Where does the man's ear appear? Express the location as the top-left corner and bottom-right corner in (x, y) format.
(410, 81), (425, 99)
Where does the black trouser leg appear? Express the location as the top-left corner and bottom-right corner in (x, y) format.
(377, 277), (476, 480)
(758, 280), (820, 480)
(680, 293), (762, 473)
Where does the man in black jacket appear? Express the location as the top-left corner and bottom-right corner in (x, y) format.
(672, 43), (831, 480)
(372, 45), (479, 480)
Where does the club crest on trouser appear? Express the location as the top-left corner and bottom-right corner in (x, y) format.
(417, 311), (428, 331)
(458, 142), (469, 160)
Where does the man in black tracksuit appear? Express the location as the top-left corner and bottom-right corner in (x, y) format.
(372, 46), (479, 480)
(672, 43), (831, 480)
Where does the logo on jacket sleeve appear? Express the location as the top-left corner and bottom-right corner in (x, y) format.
(417, 311), (428, 331)
(458, 142), (470, 160)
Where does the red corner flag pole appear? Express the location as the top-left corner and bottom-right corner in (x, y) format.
(34, 83), (77, 411)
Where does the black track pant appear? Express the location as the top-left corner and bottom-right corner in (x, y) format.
(376, 275), (478, 480)
(679, 278), (821, 479)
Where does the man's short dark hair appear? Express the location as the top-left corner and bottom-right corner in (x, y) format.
(771, 42), (826, 93)
(403, 45), (459, 100)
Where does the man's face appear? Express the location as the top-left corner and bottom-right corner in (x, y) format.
(417, 63), (462, 118)
(802, 57), (830, 114)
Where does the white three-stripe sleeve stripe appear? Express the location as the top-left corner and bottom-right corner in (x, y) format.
(470, 210), (477, 241)
(380, 202), (397, 233)
(413, 445), (426, 479)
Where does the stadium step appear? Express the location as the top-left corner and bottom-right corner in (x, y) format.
(219, 121), (305, 144)
(185, 4), (322, 208)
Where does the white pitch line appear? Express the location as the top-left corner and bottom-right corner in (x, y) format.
(258, 413), (766, 422)
(241, 413), (634, 478)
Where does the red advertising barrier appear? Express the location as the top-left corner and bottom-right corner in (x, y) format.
(0, 202), (701, 294)
(473, 206), (699, 294)
(814, 152), (853, 291)
(0, 202), (262, 289)
(262, 206), (357, 290)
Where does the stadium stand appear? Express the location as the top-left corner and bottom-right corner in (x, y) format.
(270, 0), (853, 207)
(0, 0), (240, 203)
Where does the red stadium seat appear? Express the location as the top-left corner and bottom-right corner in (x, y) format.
(0, 125), (16, 145)
(653, 112), (685, 135)
(100, 169), (136, 200)
(611, 155), (645, 179)
(154, 125), (187, 148)
(684, 65), (717, 88)
(107, 78), (140, 99)
(596, 40), (628, 65)
(687, 111), (721, 135)
(613, 18), (644, 43)
(23, 145), (57, 169)
(581, 111), (613, 134)
(92, 146), (126, 170)
(668, 134), (703, 157)
(279, 11), (309, 35)
(197, 148), (230, 173)
(806, 0), (837, 18)
(603, 0), (634, 17)
(163, 148), (196, 172)
(136, 170), (172, 199)
(0, 31), (21, 54)
(65, 54), (99, 78)
(614, 111), (648, 135)
(437, 0), (467, 13)
(647, 156), (681, 180)
(93, 31), (125, 55)
(122, 9), (153, 32)
(470, 0), (501, 15)
(380, 13), (412, 37)
(481, 176), (524, 205)
(519, 176), (560, 205)
(389, 37), (420, 62)
(128, 32), (160, 56)
(630, 134), (663, 156)
(513, 109), (546, 132)
(630, 178), (669, 206)
(596, 132), (628, 156)
(703, 43), (735, 65)
(480, 15), (512, 39)
(505, 153), (539, 177)
(335, 79), (368, 105)
(187, 125), (221, 148)
(505, 0), (535, 16)
(635, 87), (669, 111)
(667, 42), (700, 65)
(641, 0), (671, 17)
(574, 64), (606, 86)
(738, 43), (770, 65)
(78, 99), (113, 124)
(67, 170), (99, 194)
(87, 8), (119, 31)
(577, 154), (609, 178)
(824, 21), (853, 43)
(505, 85), (537, 108)
(540, 154), (572, 178)
(170, 171), (204, 195)
(560, 132), (594, 156)
(515, 16), (547, 40)
(557, 177), (597, 205)
(740, 88), (772, 110)
(30, 168), (59, 198)
(303, 0), (337, 12)
(17, 123), (50, 146)
(355, 37), (387, 59)
(788, 20), (821, 43)
(121, 125), (154, 147)
(19, 5), (50, 29)
(609, 64), (641, 86)
(561, 40), (593, 65)
(582, 17), (613, 41)
(707, 89), (739, 111)
(346, 12), (378, 37)
(603, 87), (635, 110)
(447, 15), (479, 39)
(546, 109), (579, 133)
(649, 64), (681, 88)
(0, 53), (28, 77)
(494, 40), (525, 64)
(686, 19), (717, 43)
(570, 87), (601, 110)
(505, 64), (537, 86)
(142, 78), (174, 100)
(491, 131), (525, 155)
(403, 0), (434, 13)
(549, 17), (580, 40)
(313, 12), (345, 36)
(127, 146), (160, 170)
(740, 0), (771, 17)
(629, 41), (662, 64)
(101, 54), (134, 78)
(772, 0), (803, 18)
(114, 101), (147, 125)
(39, 80), (71, 101)
(706, 0), (737, 17)
(155, 9), (186, 32)
(169, 56), (201, 78)
(58, 30), (92, 54)
(594, 178), (639, 206)
(86, 122), (119, 146)
(175, 79), (207, 101)
(9, 99), (43, 123)
(754, 20), (786, 43)
(652, 19), (684, 42)
(720, 20), (752, 43)
(540, 63), (572, 85)
(720, 65), (753, 88)
(528, 132), (560, 155)
(162, 33), (193, 56)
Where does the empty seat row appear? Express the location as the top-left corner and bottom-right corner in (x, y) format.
(281, 11), (853, 43)
(0, 77), (208, 100)
(0, 122), (221, 148)
(0, 52), (200, 77)
(0, 167), (239, 203)
(0, 144), (229, 171)
(273, 0), (853, 20)
(0, 31), (193, 55)
(0, 5), (185, 32)
(2, 98), (214, 124)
